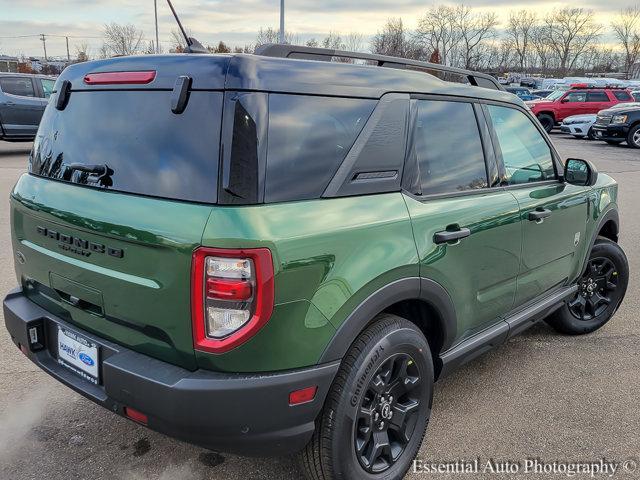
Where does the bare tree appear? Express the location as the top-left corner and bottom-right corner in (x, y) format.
(306, 38), (319, 48)
(343, 32), (365, 52)
(322, 32), (343, 50)
(74, 43), (89, 63)
(416, 6), (460, 66)
(454, 5), (498, 69)
(255, 27), (297, 48)
(611, 7), (640, 78)
(531, 24), (555, 73)
(372, 18), (421, 59)
(506, 10), (537, 71)
(544, 8), (602, 76)
(102, 22), (144, 57)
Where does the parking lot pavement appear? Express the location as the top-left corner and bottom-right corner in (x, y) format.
(1, 136), (639, 480)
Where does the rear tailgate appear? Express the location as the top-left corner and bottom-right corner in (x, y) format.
(10, 55), (227, 370)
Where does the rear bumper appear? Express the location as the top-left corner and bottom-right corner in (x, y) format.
(3, 288), (339, 456)
(592, 125), (629, 142)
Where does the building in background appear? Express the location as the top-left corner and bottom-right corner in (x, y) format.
(0, 55), (19, 73)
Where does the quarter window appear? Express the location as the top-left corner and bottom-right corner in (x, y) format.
(613, 91), (632, 101)
(0, 77), (35, 97)
(412, 100), (487, 195)
(487, 105), (556, 185)
(265, 95), (375, 203)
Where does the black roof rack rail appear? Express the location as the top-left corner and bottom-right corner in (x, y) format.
(255, 43), (504, 91)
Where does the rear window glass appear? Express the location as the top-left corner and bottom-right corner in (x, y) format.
(30, 90), (222, 203)
(1, 77), (35, 97)
(265, 94), (375, 202)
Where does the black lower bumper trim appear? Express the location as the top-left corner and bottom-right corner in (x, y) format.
(3, 288), (339, 456)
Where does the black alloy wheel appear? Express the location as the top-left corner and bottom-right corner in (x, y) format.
(568, 257), (619, 321)
(354, 353), (421, 474)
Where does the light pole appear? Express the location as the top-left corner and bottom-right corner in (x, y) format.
(279, 0), (285, 44)
(154, 0), (160, 53)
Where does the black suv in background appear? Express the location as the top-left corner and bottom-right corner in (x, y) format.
(592, 104), (640, 148)
(0, 73), (55, 141)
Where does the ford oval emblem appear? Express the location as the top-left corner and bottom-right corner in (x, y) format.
(79, 353), (95, 367)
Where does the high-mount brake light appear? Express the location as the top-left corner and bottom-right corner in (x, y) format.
(192, 248), (274, 354)
(83, 71), (156, 85)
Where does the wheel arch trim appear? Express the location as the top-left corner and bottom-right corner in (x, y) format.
(318, 277), (457, 364)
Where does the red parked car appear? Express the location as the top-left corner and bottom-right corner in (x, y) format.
(527, 85), (634, 132)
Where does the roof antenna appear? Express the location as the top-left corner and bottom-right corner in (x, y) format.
(165, 0), (207, 53)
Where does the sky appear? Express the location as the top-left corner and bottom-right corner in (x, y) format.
(1, 0), (638, 59)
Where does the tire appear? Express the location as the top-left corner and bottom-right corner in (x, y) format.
(537, 114), (555, 133)
(545, 238), (628, 335)
(587, 128), (596, 140)
(626, 124), (640, 149)
(299, 314), (433, 480)
(605, 140), (623, 146)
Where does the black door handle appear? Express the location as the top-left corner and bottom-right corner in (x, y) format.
(528, 208), (552, 222)
(434, 227), (471, 245)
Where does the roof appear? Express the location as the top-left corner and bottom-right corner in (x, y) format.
(0, 72), (55, 79)
(59, 52), (522, 107)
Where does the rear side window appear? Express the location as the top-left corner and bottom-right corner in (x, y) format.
(486, 105), (555, 185)
(0, 77), (35, 97)
(265, 95), (375, 203)
(587, 92), (609, 102)
(613, 91), (632, 101)
(413, 100), (487, 195)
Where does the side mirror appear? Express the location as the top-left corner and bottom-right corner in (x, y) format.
(564, 158), (598, 186)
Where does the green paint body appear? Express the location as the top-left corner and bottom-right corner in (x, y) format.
(10, 172), (617, 372)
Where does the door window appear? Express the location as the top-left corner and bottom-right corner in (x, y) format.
(587, 92), (609, 102)
(562, 92), (586, 103)
(413, 100), (487, 195)
(39, 78), (55, 98)
(0, 77), (35, 97)
(486, 105), (556, 185)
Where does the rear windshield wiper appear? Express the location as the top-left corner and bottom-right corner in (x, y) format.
(64, 163), (114, 187)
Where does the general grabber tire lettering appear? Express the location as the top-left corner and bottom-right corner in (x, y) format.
(299, 314), (433, 480)
(545, 237), (629, 335)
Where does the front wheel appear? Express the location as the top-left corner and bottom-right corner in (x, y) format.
(546, 238), (628, 335)
(627, 124), (640, 149)
(299, 314), (433, 480)
(537, 114), (555, 133)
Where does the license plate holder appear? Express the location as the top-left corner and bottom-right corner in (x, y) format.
(57, 326), (100, 385)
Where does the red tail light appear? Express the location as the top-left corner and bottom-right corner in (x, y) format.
(83, 71), (156, 85)
(192, 247), (274, 354)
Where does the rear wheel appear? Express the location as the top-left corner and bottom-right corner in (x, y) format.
(299, 314), (433, 480)
(537, 114), (555, 133)
(627, 124), (640, 149)
(546, 238), (628, 335)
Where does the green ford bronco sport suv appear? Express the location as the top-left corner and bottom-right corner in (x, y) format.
(3, 44), (629, 479)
